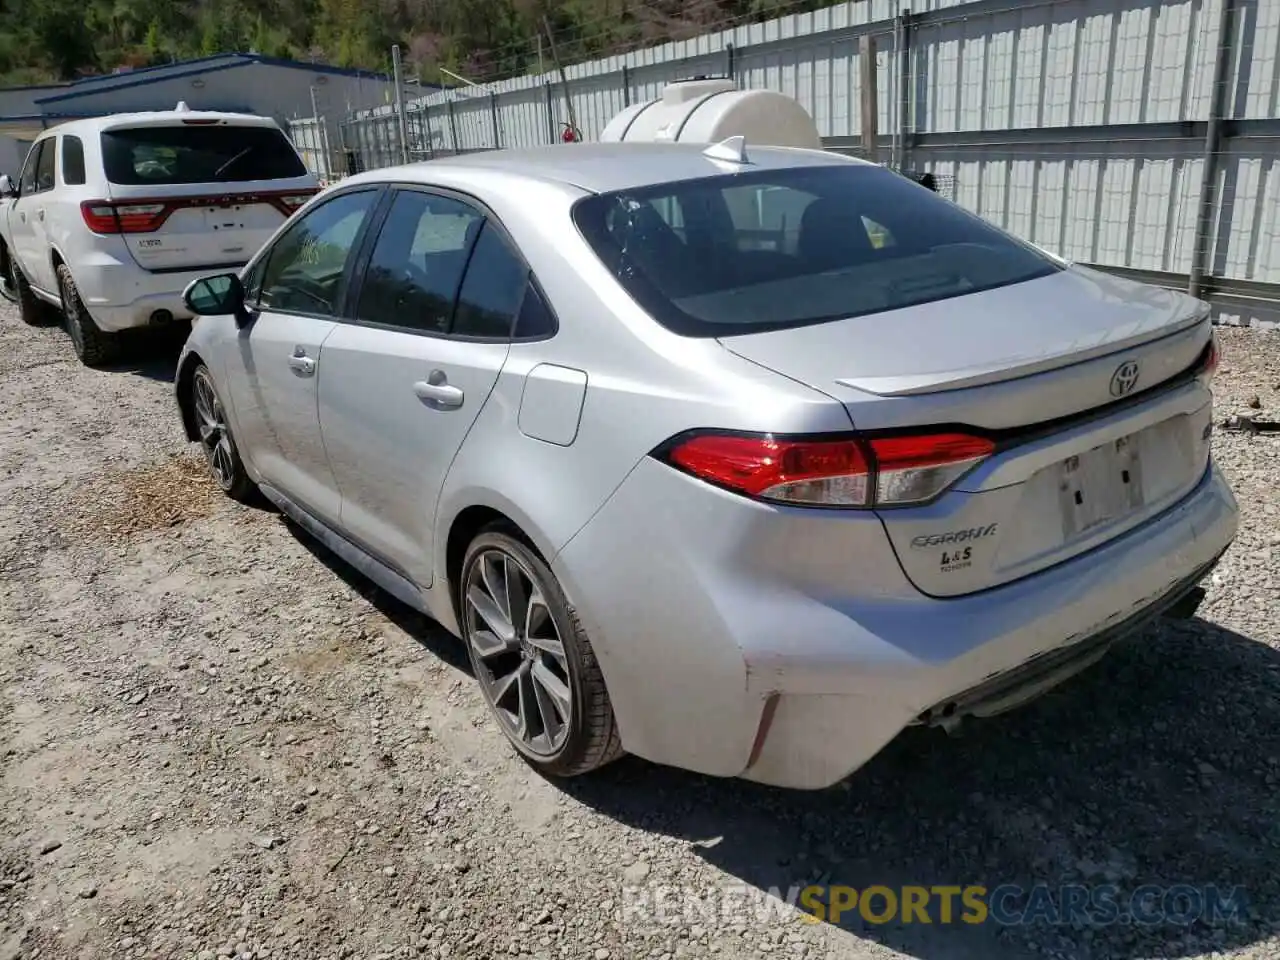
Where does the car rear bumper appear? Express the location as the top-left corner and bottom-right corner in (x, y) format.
(72, 255), (242, 331)
(552, 457), (1238, 790)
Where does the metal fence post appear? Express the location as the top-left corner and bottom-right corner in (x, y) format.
(545, 83), (556, 143)
(1189, 0), (1238, 300)
(725, 43), (736, 81)
(859, 34), (879, 164)
(490, 92), (501, 148)
(622, 65), (631, 107)
(897, 9), (912, 172)
(392, 44), (410, 164)
(446, 98), (459, 154)
(422, 103), (435, 159)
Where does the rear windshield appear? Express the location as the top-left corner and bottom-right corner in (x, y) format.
(571, 164), (1059, 337)
(100, 124), (307, 186)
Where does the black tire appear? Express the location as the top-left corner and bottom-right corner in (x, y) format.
(57, 264), (120, 366)
(190, 363), (257, 503)
(460, 528), (624, 778)
(9, 254), (55, 327)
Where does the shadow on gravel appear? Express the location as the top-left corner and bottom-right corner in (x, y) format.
(281, 518), (470, 673)
(264, 517), (1280, 958)
(561, 618), (1280, 960)
(99, 326), (188, 381)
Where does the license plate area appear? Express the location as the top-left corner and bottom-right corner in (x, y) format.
(1057, 432), (1145, 539)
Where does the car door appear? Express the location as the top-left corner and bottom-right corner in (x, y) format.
(26, 138), (58, 291)
(222, 187), (382, 526)
(318, 187), (527, 588)
(9, 141), (47, 291)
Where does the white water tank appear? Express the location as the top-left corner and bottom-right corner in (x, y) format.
(599, 77), (822, 149)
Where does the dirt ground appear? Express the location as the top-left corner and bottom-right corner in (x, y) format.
(1, 305), (1278, 960)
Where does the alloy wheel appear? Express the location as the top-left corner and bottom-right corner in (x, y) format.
(464, 548), (574, 757)
(192, 369), (236, 490)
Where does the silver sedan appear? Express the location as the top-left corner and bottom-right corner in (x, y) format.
(174, 142), (1237, 790)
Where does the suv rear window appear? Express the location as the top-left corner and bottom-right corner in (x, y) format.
(100, 124), (307, 186)
(571, 163), (1059, 337)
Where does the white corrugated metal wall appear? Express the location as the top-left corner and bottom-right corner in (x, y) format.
(320, 0), (1280, 323)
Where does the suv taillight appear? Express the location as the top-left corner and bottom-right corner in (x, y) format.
(80, 189), (319, 234)
(80, 200), (172, 234)
(655, 430), (995, 508)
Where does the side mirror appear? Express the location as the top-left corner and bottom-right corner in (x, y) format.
(0, 175), (15, 199)
(183, 273), (251, 326)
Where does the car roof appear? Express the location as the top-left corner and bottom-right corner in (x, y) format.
(42, 110), (281, 140)
(344, 142), (871, 195)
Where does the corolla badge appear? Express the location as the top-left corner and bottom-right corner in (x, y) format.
(1109, 360), (1140, 397)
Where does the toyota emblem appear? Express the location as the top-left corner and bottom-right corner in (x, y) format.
(1109, 360), (1140, 397)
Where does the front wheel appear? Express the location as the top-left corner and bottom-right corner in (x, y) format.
(190, 364), (257, 503)
(461, 529), (623, 777)
(10, 255), (54, 327)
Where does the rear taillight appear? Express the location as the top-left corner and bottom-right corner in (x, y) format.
(270, 191), (318, 216)
(80, 200), (171, 234)
(657, 430), (995, 508)
(1197, 336), (1219, 387)
(80, 189), (318, 234)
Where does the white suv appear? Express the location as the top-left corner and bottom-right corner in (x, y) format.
(0, 105), (318, 366)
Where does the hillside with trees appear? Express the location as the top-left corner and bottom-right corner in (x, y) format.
(0, 0), (826, 88)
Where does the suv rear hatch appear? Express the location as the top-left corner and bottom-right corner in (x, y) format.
(719, 267), (1218, 598)
(89, 116), (317, 272)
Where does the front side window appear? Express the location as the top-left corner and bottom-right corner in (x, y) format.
(356, 190), (484, 334)
(257, 190), (377, 316)
(572, 164), (1059, 338)
(17, 141), (44, 195)
(100, 124), (307, 185)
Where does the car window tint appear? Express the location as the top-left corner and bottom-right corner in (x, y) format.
(356, 191), (483, 334)
(513, 283), (557, 339)
(573, 165), (1059, 338)
(100, 125), (307, 185)
(452, 222), (528, 339)
(17, 141), (43, 195)
(62, 136), (86, 186)
(34, 139), (57, 192)
(258, 190), (377, 316)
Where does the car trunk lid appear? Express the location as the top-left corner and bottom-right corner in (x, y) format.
(719, 267), (1217, 597)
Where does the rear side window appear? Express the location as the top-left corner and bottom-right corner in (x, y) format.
(34, 139), (56, 192)
(452, 222), (529, 339)
(62, 135), (86, 186)
(572, 164), (1059, 338)
(100, 124), (307, 186)
(356, 190), (484, 335)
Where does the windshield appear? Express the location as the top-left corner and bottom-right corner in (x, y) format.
(571, 164), (1060, 337)
(101, 124), (308, 186)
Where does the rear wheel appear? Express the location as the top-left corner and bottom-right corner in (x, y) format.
(10, 255), (54, 327)
(57, 264), (120, 366)
(191, 364), (257, 503)
(461, 529), (623, 777)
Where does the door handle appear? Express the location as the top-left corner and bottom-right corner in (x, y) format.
(413, 372), (464, 409)
(17, 211), (25, 223)
(288, 352), (316, 376)
(35, 209), (44, 222)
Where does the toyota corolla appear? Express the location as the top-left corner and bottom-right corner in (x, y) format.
(174, 142), (1237, 789)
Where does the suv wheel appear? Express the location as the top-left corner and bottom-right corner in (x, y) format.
(9, 256), (55, 327)
(460, 529), (624, 778)
(57, 264), (119, 366)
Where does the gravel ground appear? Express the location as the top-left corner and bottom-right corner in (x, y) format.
(0, 304), (1277, 960)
